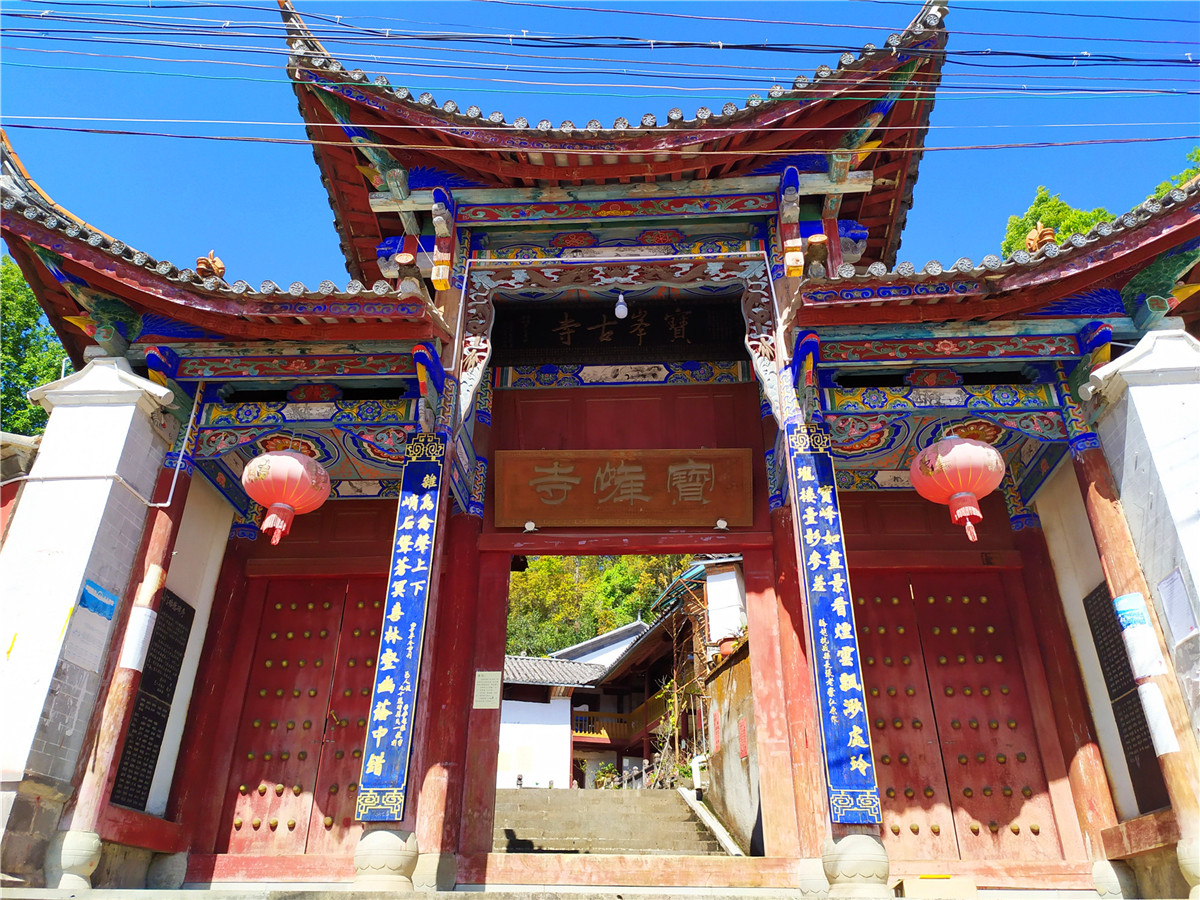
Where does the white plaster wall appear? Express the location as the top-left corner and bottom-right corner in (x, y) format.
(496, 698), (572, 789)
(1032, 459), (1140, 819)
(0, 400), (160, 792)
(1095, 384), (1200, 739)
(573, 749), (618, 789)
(145, 476), (235, 816)
(706, 568), (746, 643)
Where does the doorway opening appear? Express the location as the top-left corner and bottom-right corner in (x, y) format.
(493, 553), (734, 856)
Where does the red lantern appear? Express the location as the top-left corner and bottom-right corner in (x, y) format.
(909, 437), (1006, 542)
(241, 450), (331, 545)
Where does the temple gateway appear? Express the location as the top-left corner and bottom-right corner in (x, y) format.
(2, 1), (1198, 897)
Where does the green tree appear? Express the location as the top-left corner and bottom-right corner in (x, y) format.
(1000, 187), (1112, 257)
(1150, 146), (1200, 199)
(1, 256), (68, 435)
(505, 554), (690, 657)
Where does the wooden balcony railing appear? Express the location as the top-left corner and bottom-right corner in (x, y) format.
(571, 692), (670, 741)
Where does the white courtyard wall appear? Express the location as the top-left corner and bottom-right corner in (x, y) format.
(496, 698), (572, 789)
(1088, 333), (1200, 739)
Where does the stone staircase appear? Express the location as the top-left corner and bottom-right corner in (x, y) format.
(493, 788), (726, 855)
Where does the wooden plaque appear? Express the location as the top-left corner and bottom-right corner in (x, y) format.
(494, 448), (753, 528)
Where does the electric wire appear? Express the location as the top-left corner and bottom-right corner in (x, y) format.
(5, 122), (1196, 156)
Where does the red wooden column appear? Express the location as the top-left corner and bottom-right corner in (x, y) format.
(1004, 481), (1117, 857)
(67, 461), (192, 834)
(742, 547), (803, 858)
(457, 550), (512, 856)
(1059, 365), (1200, 872)
(411, 512), (483, 883)
(770, 506), (830, 858)
(1070, 446), (1200, 831)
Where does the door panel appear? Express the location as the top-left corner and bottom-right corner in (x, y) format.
(854, 569), (1066, 863)
(854, 581), (958, 860)
(220, 579), (344, 854)
(305, 578), (385, 854)
(912, 572), (1063, 861)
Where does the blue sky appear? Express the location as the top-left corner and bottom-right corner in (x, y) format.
(1, 1), (1197, 287)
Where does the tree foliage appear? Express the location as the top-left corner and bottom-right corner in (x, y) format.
(1001, 147), (1200, 257)
(1, 256), (68, 435)
(1150, 146), (1200, 200)
(506, 554), (691, 657)
(1000, 187), (1112, 258)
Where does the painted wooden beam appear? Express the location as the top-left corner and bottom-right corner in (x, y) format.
(368, 172), (874, 212)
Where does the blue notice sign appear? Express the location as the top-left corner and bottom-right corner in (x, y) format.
(79, 579), (119, 621)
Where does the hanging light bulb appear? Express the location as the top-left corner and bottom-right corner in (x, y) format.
(614, 292), (629, 319)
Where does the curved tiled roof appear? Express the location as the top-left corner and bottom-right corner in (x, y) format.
(279, 0), (946, 144)
(803, 183), (1200, 288)
(1, 130), (449, 356)
(503, 655), (606, 687)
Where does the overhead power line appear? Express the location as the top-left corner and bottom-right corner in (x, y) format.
(5, 122), (1197, 155)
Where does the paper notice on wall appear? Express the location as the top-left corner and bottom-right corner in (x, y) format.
(1158, 568), (1199, 648)
(1113, 593), (1168, 680)
(473, 670), (502, 709)
(61, 607), (111, 673)
(117, 606), (158, 673)
(1137, 682), (1181, 756)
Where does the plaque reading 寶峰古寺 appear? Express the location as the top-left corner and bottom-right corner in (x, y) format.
(494, 449), (753, 528)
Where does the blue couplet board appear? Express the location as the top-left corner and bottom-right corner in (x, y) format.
(356, 431), (447, 821)
(784, 421), (882, 825)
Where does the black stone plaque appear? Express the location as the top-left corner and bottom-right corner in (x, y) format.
(140, 590), (194, 705)
(109, 590), (195, 811)
(1081, 581), (1170, 813)
(109, 694), (170, 811)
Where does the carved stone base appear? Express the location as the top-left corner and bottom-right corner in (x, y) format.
(45, 830), (102, 889)
(822, 832), (891, 899)
(353, 827), (418, 891)
(1093, 859), (1140, 899)
(1179, 831), (1200, 900)
(412, 850), (457, 892)
(146, 851), (188, 890)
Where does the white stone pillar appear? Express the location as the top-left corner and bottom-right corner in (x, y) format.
(0, 358), (172, 881)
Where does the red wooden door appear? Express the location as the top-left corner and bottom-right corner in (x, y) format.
(219, 576), (384, 856)
(854, 570), (1065, 862)
(304, 578), (384, 855)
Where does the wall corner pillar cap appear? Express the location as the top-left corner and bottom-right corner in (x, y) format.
(1080, 329), (1200, 402)
(28, 356), (173, 414)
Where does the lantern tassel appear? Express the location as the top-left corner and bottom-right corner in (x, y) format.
(948, 492), (983, 543)
(261, 502), (296, 546)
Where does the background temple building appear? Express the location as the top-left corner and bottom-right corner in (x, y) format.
(1, 0), (1198, 897)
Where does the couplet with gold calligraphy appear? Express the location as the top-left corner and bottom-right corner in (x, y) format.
(493, 449), (753, 528)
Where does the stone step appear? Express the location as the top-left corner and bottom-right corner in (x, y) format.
(6, 890), (804, 900)
(487, 844), (720, 854)
(495, 825), (714, 843)
(491, 788), (723, 856)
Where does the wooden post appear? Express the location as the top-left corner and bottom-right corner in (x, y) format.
(1010, 512), (1117, 858)
(742, 547), (803, 858)
(67, 464), (193, 834)
(771, 505), (831, 857)
(411, 512), (482, 879)
(458, 551), (512, 855)
(1071, 444), (1200, 874)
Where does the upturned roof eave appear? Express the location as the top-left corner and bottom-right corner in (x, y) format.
(1, 131), (448, 348)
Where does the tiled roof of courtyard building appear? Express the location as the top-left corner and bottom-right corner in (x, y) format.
(503, 655), (607, 687)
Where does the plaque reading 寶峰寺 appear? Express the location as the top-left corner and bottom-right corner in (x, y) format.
(494, 449), (753, 528)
